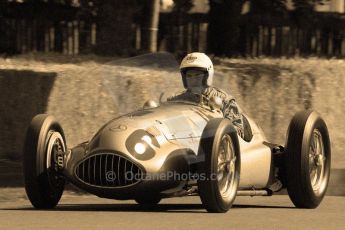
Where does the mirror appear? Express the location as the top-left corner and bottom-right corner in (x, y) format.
(143, 100), (159, 109)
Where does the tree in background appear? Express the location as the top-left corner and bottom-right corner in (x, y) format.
(84, 0), (138, 56)
(207, 0), (246, 56)
(291, 0), (326, 25)
(80, 0), (160, 55)
(172, 0), (194, 14)
(171, 0), (194, 24)
(140, 0), (160, 52)
(249, 0), (328, 24)
(207, 0), (329, 56)
(250, 0), (288, 15)
(14, 0), (74, 5)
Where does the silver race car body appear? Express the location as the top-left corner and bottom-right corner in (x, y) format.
(62, 99), (274, 199)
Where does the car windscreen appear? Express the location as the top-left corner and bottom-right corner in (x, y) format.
(97, 52), (184, 116)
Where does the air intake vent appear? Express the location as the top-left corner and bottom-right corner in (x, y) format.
(75, 153), (143, 187)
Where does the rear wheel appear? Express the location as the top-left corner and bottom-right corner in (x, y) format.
(197, 118), (240, 213)
(23, 114), (66, 209)
(285, 110), (331, 208)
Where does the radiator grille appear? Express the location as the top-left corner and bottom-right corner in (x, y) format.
(75, 153), (143, 187)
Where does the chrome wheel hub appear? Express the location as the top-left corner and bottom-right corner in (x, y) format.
(309, 129), (325, 191)
(46, 132), (66, 170)
(46, 131), (66, 188)
(217, 134), (236, 198)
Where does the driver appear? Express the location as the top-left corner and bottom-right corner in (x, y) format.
(168, 52), (244, 137)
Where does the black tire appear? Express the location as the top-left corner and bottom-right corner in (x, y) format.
(23, 114), (66, 209)
(285, 110), (331, 208)
(135, 196), (161, 205)
(197, 118), (240, 213)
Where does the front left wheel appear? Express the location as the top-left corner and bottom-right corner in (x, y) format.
(197, 118), (240, 213)
(23, 114), (66, 209)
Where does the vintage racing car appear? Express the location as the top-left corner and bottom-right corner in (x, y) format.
(23, 54), (331, 213)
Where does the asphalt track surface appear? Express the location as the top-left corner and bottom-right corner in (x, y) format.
(0, 189), (344, 230)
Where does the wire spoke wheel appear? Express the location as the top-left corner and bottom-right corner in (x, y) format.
(197, 118), (240, 213)
(217, 134), (236, 198)
(308, 129), (325, 192)
(46, 131), (66, 192)
(285, 111), (331, 209)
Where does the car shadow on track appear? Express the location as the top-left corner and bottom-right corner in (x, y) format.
(1, 203), (295, 213)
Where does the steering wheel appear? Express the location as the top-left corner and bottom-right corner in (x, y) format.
(196, 93), (224, 115)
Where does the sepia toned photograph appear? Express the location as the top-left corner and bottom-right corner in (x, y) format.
(0, 0), (344, 229)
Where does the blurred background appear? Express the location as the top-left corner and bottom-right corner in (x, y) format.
(2, 0), (345, 56)
(0, 0), (344, 195)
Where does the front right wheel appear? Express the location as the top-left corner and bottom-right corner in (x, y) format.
(23, 114), (66, 209)
(285, 110), (331, 208)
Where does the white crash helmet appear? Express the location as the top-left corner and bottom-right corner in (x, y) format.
(180, 52), (214, 88)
